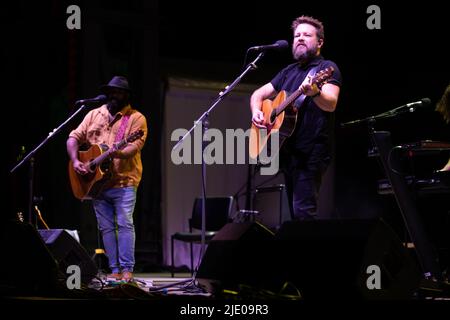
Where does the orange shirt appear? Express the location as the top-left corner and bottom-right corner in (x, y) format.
(69, 104), (147, 188)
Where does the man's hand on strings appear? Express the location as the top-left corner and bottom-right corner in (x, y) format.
(252, 109), (267, 128)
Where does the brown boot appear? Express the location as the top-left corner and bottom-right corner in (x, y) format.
(107, 272), (122, 280)
(122, 271), (133, 282)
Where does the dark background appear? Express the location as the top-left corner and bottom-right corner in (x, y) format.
(2, 0), (449, 270)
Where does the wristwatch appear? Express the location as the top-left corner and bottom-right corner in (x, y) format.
(311, 90), (321, 98)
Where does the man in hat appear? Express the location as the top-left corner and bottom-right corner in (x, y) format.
(67, 76), (147, 282)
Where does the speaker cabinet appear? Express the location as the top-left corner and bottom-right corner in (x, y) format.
(253, 184), (291, 230)
(196, 222), (275, 294)
(38, 229), (98, 285)
(0, 221), (59, 295)
(196, 219), (421, 299)
(274, 219), (421, 299)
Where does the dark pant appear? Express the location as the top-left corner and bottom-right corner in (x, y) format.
(281, 145), (330, 220)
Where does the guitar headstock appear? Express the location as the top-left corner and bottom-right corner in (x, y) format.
(125, 129), (144, 143)
(311, 66), (334, 87)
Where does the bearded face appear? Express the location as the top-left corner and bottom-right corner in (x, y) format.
(106, 88), (129, 115)
(292, 23), (323, 63)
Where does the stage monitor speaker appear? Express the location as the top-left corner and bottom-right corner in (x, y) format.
(274, 218), (421, 300)
(0, 221), (59, 295)
(196, 222), (276, 294)
(38, 229), (98, 285)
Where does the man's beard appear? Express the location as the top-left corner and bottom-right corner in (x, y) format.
(292, 44), (318, 64)
(107, 98), (127, 115)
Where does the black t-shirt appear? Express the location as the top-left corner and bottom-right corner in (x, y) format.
(271, 55), (342, 155)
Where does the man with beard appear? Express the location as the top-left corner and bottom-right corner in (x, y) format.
(67, 76), (147, 282)
(250, 16), (342, 220)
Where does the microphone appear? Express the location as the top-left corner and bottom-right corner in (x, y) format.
(75, 94), (107, 106)
(248, 40), (289, 52)
(340, 98), (431, 127)
(394, 98), (431, 112)
(404, 98), (431, 109)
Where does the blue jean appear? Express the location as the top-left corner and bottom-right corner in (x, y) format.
(93, 186), (137, 273)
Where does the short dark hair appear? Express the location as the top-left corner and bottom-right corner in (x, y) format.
(291, 15), (325, 40)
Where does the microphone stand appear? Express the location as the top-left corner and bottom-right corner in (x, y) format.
(340, 103), (423, 128)
(156, 51), (266, 292)
(10, 104), (92, 227)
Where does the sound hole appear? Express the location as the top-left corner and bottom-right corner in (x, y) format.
(270, 110), (277, 123)
(89, 162), (97, 172)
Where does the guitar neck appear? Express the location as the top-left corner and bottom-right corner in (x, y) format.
(91, 149), (113, 167)
(271, 66), (333, 119)
(91, 139), (128, 167)
(274, 88), (305, 117)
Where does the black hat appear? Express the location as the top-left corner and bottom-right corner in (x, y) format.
(100, 76), (131, 93)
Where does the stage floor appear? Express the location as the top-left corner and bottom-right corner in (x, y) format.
(2, 271), (450, 302)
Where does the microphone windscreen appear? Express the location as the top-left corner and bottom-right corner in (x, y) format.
(275, 40), (289, 50)
(421, 97), (431, 106)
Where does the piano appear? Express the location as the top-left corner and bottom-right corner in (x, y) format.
(377, 172), (450, 195)
(376, 140), (450, 195)
(399, 140), (450, 156)
(371, 133), (450, 282)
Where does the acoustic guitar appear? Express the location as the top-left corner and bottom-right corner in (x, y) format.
(68, 129), (144, 200)
(249, 67), (334, 160)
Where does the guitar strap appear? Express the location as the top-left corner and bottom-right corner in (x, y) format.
(293, 66), (319, 109)
(114, 114), (130, 143)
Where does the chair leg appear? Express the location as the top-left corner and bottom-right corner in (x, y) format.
(190, 242), (194, 275)
(171, 236), (174, 278)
